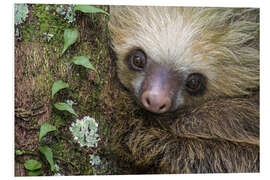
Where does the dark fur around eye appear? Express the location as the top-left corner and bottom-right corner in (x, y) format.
(185, 73), (206, 96)
(126, 49), (147, 71)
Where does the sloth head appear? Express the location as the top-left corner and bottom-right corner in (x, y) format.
(109, 6), (259, 114)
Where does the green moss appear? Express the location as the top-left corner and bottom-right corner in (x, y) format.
(15, 4), (113, 175)
(53, 114), (66, 128)
(21, 4), (73, 51)
(40, 23), (49, 32)
(50, 139), (94, 175)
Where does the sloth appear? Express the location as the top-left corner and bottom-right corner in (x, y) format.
(107, 6), (259, 174)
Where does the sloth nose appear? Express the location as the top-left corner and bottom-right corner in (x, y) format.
(141, 90), (171, 114)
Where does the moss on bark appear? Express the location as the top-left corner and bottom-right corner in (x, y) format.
(15, 4), (115, 176)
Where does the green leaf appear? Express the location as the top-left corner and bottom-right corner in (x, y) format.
(16, 150), (23, 155)
(39, 122), (57, 142)
(62, 28), (78, 54)
(27, 170), (41, 176)
(51, 80), (69, 98)
(74, 5), (109, 16)
(54, 102), (78, 117)
(24, 160), (42, 171)
(39, 145), (55, 172)
(72, 56), (98, 74)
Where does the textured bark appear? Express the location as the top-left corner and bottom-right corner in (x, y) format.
(14, 4), (115, 176)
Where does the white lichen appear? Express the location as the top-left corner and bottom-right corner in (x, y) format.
(14, 4), (29, 26)
(42, 32), (54, 42)
(56, 5), (76, 23)
(53, 164), (63, 176)
(54, 163), (60, 172)
(54, 173), (64, 176)
(69, 116), (100, 147)
(90, 154), (102, 166)
(64, 7), (76, 23)
(14, 4), (29, 39)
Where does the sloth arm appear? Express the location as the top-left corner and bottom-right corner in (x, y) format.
(172, 94), (259, 145)
(126, 95), (259, 173)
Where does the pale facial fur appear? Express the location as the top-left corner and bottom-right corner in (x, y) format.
(109, 6), (259, 111)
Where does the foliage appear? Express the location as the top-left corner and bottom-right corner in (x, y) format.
(52, 80), (78, 116)
(24, 159), (42, 171)
(54, 100), (78, 117)
(56, 6), (66, 15)
(62, 28), (78, 54)
(72, 56), (98, 75)
(74, 5), (109, 16)
(16, 150), (23, 155)
(39, 145), (55, 171)
(39, 122), (57, 142)
(69, 116), (100, 147)
(27, 171), (41, 176)
(51, 80), (69, 98)
(24, 159), (42, 176)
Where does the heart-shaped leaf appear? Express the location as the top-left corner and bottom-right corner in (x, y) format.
(54, 102), (78, 117)
(24, 160), (42, 171)
(74, 5), (109, 16)
(16, 150), (23, 155)
(51, 80), (69, 98)
(27, 170), (41, 176)
(62, 29), (78, 54)
(72, 56), (98, 75)
(39, 145), (55, 172)
(39, 122), (57, 142)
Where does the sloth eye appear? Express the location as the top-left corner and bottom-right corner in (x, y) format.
(185, 73), (206, 95)
(128, 50), (146, 71)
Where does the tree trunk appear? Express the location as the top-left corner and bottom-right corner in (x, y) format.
(15, 4), (116, 176)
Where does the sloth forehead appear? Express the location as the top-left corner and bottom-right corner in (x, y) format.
(139, 26), (194, 64)
(124, 25), (211, 74)
(120, 16), (210, 71)
(138, 19), (193, 56)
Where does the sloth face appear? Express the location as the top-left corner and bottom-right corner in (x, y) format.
(109, 6), (259, 114)
(124, 48), (207, 114)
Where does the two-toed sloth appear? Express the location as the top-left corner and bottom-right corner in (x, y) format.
(108, 6), (259, 173)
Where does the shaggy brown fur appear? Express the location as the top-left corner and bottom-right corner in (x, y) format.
(107, 6), (259, 174)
